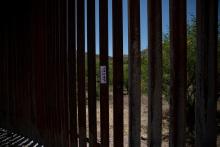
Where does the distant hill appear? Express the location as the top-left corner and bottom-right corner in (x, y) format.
(141, 49), (148, 56)
(85, 48), (147, 61)
(84, 48), (149, 95)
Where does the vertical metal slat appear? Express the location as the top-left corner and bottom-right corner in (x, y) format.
(68, 0), (78, 146)
(99, 0), (110, 146)
(169, 0), (187, 146)
(195, 0), (218, 146)
(112, 0), (124, 146)
(87, 0), (97, 145)
(77, 0), (87, 146)
(147, 0), (162, 146)
(128, 0), (141, 146)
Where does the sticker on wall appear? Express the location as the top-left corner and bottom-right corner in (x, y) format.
(100, 66), (107, 84)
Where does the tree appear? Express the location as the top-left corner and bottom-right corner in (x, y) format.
(162, 17), (197, 144)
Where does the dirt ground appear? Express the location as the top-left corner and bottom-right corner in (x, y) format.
(92, 95), (169, 147)
(86, 95), (220, 147)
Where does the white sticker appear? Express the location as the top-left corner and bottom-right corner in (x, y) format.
(100, 66), (107, 84)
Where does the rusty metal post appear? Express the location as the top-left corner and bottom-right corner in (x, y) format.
(195, 0), (218, 146)
(112, 0), (124, 146)
(99, 0), (109, 146)
(54, 0), (62, 145)
(128, 0), (141, 146)
(0, 28), (4, 127)
(77, 0), (87, 146)
(45, 1), (50, 143)
(8, 24), (15, 130)
(45, 0), (60, 144)
(0, 25), (9, 128)
(32, 0), (48, 143)
(68, 0), (78, 146)
(147, 0), (162, 146)
(59, 0), (69, 145)
(45, 0), (56, 144)
(56, 0), (65, 144)
(44, 0), (50, 142)
(87, 0), (97, 145)
(169, 0), (187, 146)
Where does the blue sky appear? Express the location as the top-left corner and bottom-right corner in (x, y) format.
(84, 0), (219, 56)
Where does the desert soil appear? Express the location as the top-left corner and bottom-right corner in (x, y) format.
(85, 95), (220, 147)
